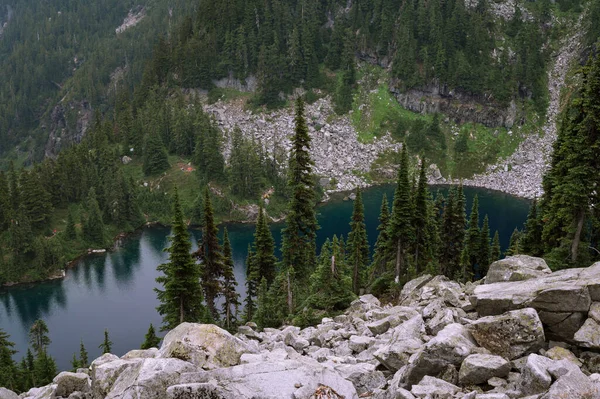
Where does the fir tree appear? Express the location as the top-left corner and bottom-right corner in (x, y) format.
(506, 228), (522, 256)
(347, 188), (369, 294)
(156, 188), (206, 330)
(413, 159), (429, 274)
(0, 329), (18, 391)
(221, 228), (240, 331)
(98, 329), (112, 354)
(521, 198), (544, 257)
(65, 209), (77, 240)
(387, 145), (414, 283)
(440, 186), (466, 278)
(371, 194), (391, 278)
(197, 188), (225, 321)
(280, 97), (318, 314)
(253, 205), (277, 285)
(478, 215), (491, 277)
(491, 230), (501, 262)
(29, 320), (50, 355)
(79, 340), (89, 368)
(141, 324), (161, 349)
(33, 351), (56, 386)
(70, 353), (80, 372)
(19, 168), (53, 230)
(243, 245), (258, 322)
(465, 195), (481, 281)
(83, 188), (105, 246)
(143, 127), (170, 176)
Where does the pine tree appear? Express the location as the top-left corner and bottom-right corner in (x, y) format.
(0, 329), (18, 391)
(156, 189), (206, 330)
(347, 188), (369, 294)
(491, 230), (501, 262)
(98, 329), (112, 354)
(387, 145), (414, 283)
(305, 236), (355, 312)
(465, 195), (481, 281)
(70, 353), (80, 372)
(79, 340), (89, 368)
(413, 159), (429, 274)
(440, 186), (466, 278)
(506, 228), (522, 256)
(141, 324), (161, 349)
(243, 245), (258, 322)
(83, 188), (105, 246)
(280, 97), (318, 314)
(33, 351), (56, 386)
(253, 205), (277, 285)
(197, 188), (225, 321)
(478, 215), (491, 278)
(371, 194), (391, 278)
(0, 172), (10, 231)
(143, 127), (170, 176)
(65, 209), (77, 240)
(29, 320), (51, 355)
(521, 198), (543, 257)
(19, 168), (53, 230)
(221, 228), (240, 330)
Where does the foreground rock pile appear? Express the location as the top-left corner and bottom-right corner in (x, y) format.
(8, 255), (600, 399)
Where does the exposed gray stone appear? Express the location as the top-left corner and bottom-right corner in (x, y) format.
(469, 308), (545, 360)
(485, 256), (552, 284)
(458, 354), (510, 385)
(519, 354), (554, 395)
(53, 372), (90, 397)
(0, 388), (18, 399)
(410, 376), (460, 398)
(574, 316), (600, 349)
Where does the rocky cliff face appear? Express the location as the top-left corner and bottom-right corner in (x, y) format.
(8, 255), (600, 399)
(44, 101), (93, 159)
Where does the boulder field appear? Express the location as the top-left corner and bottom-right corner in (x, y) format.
(5, 255), (600, 399)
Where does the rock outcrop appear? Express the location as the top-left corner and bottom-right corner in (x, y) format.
(8, 256), (600, 399)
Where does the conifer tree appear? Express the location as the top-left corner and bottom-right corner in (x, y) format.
(197, 188), (225, 321)
(79, 340), (89, 368)
(83, 188), (105, 246)
(371, 194), (391, 278)
(99, 329), (112, 354)
(506, 228), (522, 256)
(491, 231), (501, 262)
(413, 159), (429, 274)
(521, 198), (543, 257)
(19, 168), (53, 230)
(387, 145), (414, 283)
(280, 98), (318, 314)
(465, 195), (481, 281)
(65, 209), (77, 240)
(243, 246), (258, 322)
(29, 320), (50, 355)
(305, 236), (355, 312)
(156, 189), (206, 330)
(440, 186), (466, 278)
(70, 354), (80, 371)
(221, 228), (240, 330)
(253, 205), (277, 285)
(0, 329), (18, 391)
(478, 215), (491, 277)
(347, 188), (369, 294)
(141, 324), (161, 349)
(33, 351), (56, 386)
(143, 127), (170, 176)
(0, 172), (10, 231)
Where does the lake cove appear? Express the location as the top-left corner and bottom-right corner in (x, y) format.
(0, 185), (530, 370)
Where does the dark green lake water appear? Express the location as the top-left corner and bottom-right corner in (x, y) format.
(0, 185), (530, 370)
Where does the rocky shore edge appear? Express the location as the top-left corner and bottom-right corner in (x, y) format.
(6, 255), (600, 399)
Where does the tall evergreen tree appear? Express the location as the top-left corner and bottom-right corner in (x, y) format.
(221, 228), (240, 330)
(197, 188), (225, 321)
(156, 188), (206, 330)
(371, 194), (391, 278)
(140, 324), (161, 349)
(506, 228), (522, 256)
(440, 186), (466, 278)
(521, 198), (544, 257)
(83, 188), (105, 246)
(387, 145), (414, 283)
(65, 209), (77, 240)
(143, 127), (170, 176)
(98, 329), (112, 354)
(19, 168), (53, 229)
(347, 188), (369, 294)
(478, 215), (491, 278)
(0, 329), (18, 391)
(79, 340), (89, 368)
(252, 205), (277, 285)
(243, 245), (258, 322)
(280, 98), (318, 314)
(29, 320), (50, 355)
(491, 230), (501, 262)
(413, 159), (429, 274)
(465, 195), (481, 281)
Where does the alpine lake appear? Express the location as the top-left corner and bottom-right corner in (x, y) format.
(0, 184), (530, 370)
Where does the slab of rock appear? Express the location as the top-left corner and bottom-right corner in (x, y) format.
(458, 354), (510, 385)
(469, 308), (545, 360)
(573, 317), (600, 349)
(175, 359), (358, 399)
(366, 307), (419, 336)
(91, 358), (142, 398)
(0, 388), (18, 399)
(542, 360), (600, 398)
(545, 346), (582, 366)
(410, 376), (460, 398)
(53, 371), (90, 397)
(158, 323), (253, 369)
(472, 261), (600, 320)
(122, 348), (159, 359)
(485, 255), (552, 284)
(348, 335), (374, 353)
(519, 354), (555, 395)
